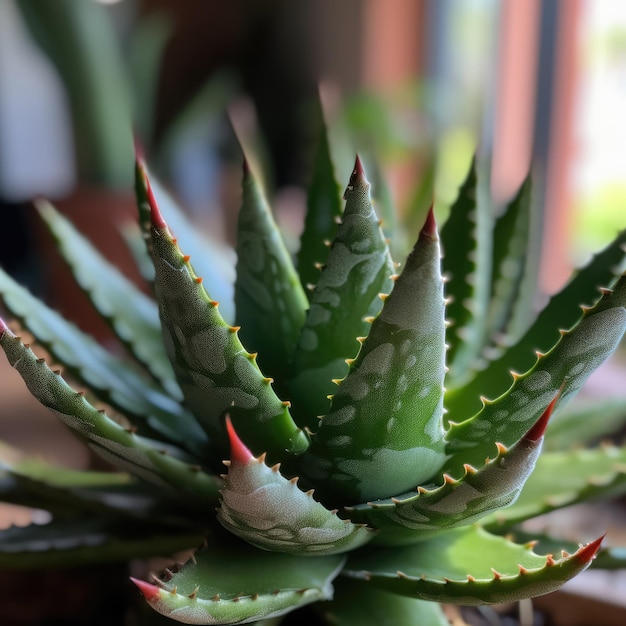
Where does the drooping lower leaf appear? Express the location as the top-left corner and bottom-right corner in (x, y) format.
(0, 323), (221, 502)
(342, 525), (602, 605)
(302, 209), (447, 504)
(133, 531), (345, 625)
(0, 269), (206, 454)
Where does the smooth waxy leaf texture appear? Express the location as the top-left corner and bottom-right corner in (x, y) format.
(302, 209), (447, 504)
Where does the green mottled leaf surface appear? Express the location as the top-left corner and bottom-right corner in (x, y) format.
(235, 163), (308, 384)
(302, 210), (446, 504)
(289, 158), (394, 428)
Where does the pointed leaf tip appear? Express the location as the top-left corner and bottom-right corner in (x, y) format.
(421, 206), (437, 239)
(133, 135), (145, 163)
(130, 577), (162, 602)
(575, 535), (604, 564)
(145, 179), (168, 231)
(242, 156), (251, 176)
(0, 317), (7, 335)
(524, 390), (560, 442)
(225, 416), (254, 464)
(350, 155), (365, 185)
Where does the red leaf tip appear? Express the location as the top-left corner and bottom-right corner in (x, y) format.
(133, 134), (145, 163)
(145, 179), (168, 231)
(130, 577), (162, 602)
(524, 390), (561, 442)
(0, 317), (7, 335)
(574, 535), (605, 564)
(348, 155), (366, 188)
(225, 416), (253, 465)
(420, 206), (437, 239)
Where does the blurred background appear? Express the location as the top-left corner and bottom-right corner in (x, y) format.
(0, 1), (625, 440)
(0, 0), (626, 621)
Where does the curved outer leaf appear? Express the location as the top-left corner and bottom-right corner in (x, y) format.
(0, 323), (221, 502)
(322, 578), (450, 626)
(0, 518), (203, 569)
(217, 420), (374, 555)
(446, 228), (626, 422)
(36, 200), (178, 395)
(440, 158), (492, 378)
(301, 209), (447, 505)
(145, 183), (309, 463)
(289, 156), (395, 428)
(133, 533), (345, 625)
(445, 273), (626, 474)
(297, 119), (343, 293)
(482, 444), (626, 531)
(342, 526), (602, 605)
(346, 397), (553, 544)
(235, 162), (309, 384)
(0, 269), (206, 453)
(135, 159), (236, 324)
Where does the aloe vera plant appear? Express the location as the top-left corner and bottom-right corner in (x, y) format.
(1, 140), (626, 625)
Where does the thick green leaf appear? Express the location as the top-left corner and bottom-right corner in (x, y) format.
(217, 420), (374, 555)
(320, 577), (450, 626)
(445, 273), (626, 473)
(145, 185), (309, 464)
(134, 531), (345, 625)
(36, 200), (178, 395)
(135, 159), (236, 324)
(289, 157), (395, 428)
(302, 209), (446, 505)
(446, 229), (626, 422)
(441, 158), (493, 378)
(297, 119), (343, 293)
(346, 403), (549, 544)
(235, 162), (308, 384)
(482, 444), (626, 531)
(342, 525), (601, 605)
(0, 518), (202, 569)
(0, 269), (206, 454)
(0, 325), (221, 502)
